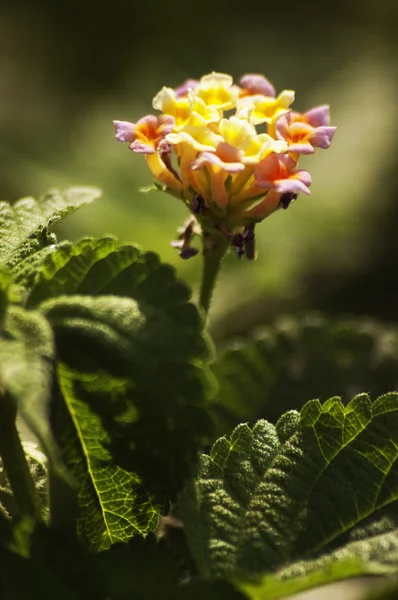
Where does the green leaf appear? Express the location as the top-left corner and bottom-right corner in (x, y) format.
(41, 292), (214, 547)
(52, 360), (159, 551)
(179, 393), (398, 598)
(213, 314), (398, 433)
(10, 241), (71, 297)
(33, 240), (216, 547)
(25, 235), (204, 310)
(238, 557), (380, 600)
(25, 236), (120, 306)
(0, 187), (100, 270)
(0, 306), (66, 481)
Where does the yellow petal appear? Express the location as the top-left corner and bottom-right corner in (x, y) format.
(200, 72), (234, 88)
(219, 117), (256, 147)
(153, 86), (192, 128)
(196, 72), (238, 110)
(166, 120), (223, 152)
(236, 90), (295, 125)
(145, 152), (183, 193)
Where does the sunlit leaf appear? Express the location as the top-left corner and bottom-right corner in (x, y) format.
(52, 360), (159, 551)
(0, 187), (101, 270)
(180, 393), (398, 598)
(31, 238), (216, 548)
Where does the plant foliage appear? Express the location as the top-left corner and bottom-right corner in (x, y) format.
(1, 188), (398, 600)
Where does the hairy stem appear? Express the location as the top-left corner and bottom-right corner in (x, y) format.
(199, 235), (229, 316)
(0, 393), (43, 521)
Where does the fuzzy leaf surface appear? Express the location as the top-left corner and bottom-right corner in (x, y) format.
(180, 393), (398, 598)
(0, 187), (100, 271)
(34, 239), (216, 548)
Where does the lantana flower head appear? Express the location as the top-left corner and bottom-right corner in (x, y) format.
(114, 71), (336, 259)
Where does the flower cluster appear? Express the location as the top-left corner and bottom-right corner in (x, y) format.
(114, 72), (336, 258)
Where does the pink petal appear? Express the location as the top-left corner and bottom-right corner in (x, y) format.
(254, 154), (280, 181)
(216, 141), (243, 163)
(136, 114), (159, 128)
(295, 168), (312, 188)
(304, 105), (331, 127)
(158, 138), (171, 153)
(128, 140), (156, 154)
(289, 121), (313, 136)
(192, 151), (244, 173)
(276, 153), (297, 171)
(254, 153), (297, 185)
(274, 177), (311, 195)
(159, 114), (176, 132)
(309, 126), (337, 149)
(174, 79), (199, 97)
(275, 115), (290, 140)
(288, 142), (315, 154)
(114, 120), (136, 143)
(254, 178), (277, 190)
(240, 74), (275, 97)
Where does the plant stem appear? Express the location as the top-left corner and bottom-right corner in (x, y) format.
(0, 393), (43, 521)
(199, 235), (229, 315)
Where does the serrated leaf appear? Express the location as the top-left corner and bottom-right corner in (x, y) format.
(40, 292), (214, 546)
(179, 393), (398, 597)
(10, 240), (71, 295)
(25, 236), (120, 306)
(52, 360), (159, 551)
(213, 314), (398, 433)
(0, 307), (66, 481)
(32, 240), (216, 548)
(25, 235), (202, 311)
(0, 187), (100, 270)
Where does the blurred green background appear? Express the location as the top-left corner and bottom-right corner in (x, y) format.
(1, 0), (398, 342)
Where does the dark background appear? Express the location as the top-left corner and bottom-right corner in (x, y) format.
(1, 0), (398, 341)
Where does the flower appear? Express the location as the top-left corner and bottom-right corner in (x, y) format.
(114, 114), (175, 154)
(236, 90), (295, 125)
(194, 72), (238, 110)
(239, 74), (276, 98)
(254, 153), (312, 195)
(276, 107), (336, 155)
(114, 71), (336, 259)
(153, 87), (220, 129)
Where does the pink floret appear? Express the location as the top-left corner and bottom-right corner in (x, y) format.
(240, 74), (276, 97)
